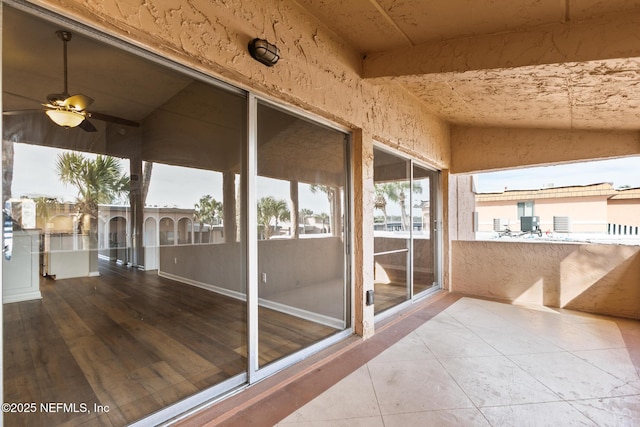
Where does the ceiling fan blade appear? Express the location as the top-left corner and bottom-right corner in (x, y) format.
(63, 94), (94, 111)
(47, 92), (69, 106)
(78, 119), (97, 132)
(89, 111), (139, 127)
(2, 109), (44, 116)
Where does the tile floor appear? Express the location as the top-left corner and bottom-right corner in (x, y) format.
(276, 297), (640, 426)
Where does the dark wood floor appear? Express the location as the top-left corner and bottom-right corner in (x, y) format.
(3, 261), (338, 427)
(375, 272), (435, 314)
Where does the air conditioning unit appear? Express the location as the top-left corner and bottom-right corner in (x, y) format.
(520, 216), (539, 232)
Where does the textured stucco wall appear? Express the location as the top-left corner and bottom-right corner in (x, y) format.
(31, 0), (449, 168)
(448, 174), (476, 240)
(452, 240), (640, 319)
(451, 126), (639, 174)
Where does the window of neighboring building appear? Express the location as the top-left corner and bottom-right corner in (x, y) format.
(517, 201), (534, 218)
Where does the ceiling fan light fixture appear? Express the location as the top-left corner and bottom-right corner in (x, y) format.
(45, 109), (84, 128)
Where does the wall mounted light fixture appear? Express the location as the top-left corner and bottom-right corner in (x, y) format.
(248, 38), (280, 67)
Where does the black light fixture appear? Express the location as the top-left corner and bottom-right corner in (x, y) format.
(248, 38), (280, 66)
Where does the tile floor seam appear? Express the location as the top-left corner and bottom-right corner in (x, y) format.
(570, 350), (640, 389)
(364, 363), (386, 424)
(563, 402), (603, 427)
(429, 351), (486, 415)
(501, 351), (571, 403)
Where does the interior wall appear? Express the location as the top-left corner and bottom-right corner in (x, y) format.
(452, 240), (640, 320)
(451, 126), (640, 174)
(159, 237), (343, 301)
(159, 242), (244, 293)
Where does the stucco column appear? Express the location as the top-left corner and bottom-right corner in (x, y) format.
(223, 171), (236, 243)
(443, 169), (452, 291)
(290, 181), (299, 238)
(353, 129), (375, 338)
(129, 156), (144, 268)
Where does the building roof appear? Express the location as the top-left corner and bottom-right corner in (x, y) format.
(476, 182), (620, 202)
(610, 187), (640, 200)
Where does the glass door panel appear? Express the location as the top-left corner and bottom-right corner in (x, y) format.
(373, 148), (410, 314)
(3, 6), (248, 424)
(256, 101), (349, 368)
(412, 164), (437, 295)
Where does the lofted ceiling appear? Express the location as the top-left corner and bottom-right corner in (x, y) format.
(295, 0), (640, 130)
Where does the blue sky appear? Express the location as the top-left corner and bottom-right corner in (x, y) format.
(474, 157), (640, 193)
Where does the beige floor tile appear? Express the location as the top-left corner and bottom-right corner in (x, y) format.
(509, 351), (640, 400)
(369, 331), (435, 363)
(439, 355), (561, 407)
(414, 313), (500, 358)
(367, 358), (474, 414)
(573, 348), (640, 387)
(539, 321), (627, 351)
(276, 416), (384, 427)
(568, 395), (640, 427)
(481, 401), (597, 426)
(274, 298), (640, 427)
(468, 323), (565, 355)
(383, 408), (491, 427)
(279, 365), (380, 423)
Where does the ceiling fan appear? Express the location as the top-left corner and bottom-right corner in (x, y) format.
(3, 30), (138, 131)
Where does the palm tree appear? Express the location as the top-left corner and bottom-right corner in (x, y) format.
(33, 197), (61, 230)
(375, 181), (422, 231)
(194, 195), (223, 225)
(194, 195), (223, 242)
(310, 184), (336, 234)
(56, 152), (129, 248)
(257, 196), (290, 239)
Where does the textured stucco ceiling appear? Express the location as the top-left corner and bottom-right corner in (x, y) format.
(295, 0), (640, 130)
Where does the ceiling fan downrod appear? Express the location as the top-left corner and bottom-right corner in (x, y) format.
(56, 30), (72, 99)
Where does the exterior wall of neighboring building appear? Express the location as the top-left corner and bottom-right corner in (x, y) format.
(477, 195), (610, 233)
(608, 189), (640, 230)
(475, 183), (639, 234)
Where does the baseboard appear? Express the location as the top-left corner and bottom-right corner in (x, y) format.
(158, 271), (344, 329)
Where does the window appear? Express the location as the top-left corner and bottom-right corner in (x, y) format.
(517, 201), (534, 219)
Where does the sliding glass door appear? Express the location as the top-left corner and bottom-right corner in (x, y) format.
(412, 164), (439, 295)
(373, 146), (440, 316)
(2, 5), (351, 425)
(255, 101), (350, 369)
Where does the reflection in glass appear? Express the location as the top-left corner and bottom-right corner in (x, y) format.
(256, 102), (349, 367)
(373, 148), (410, 314)
(373, 148), (439, 315)
(2, 6), (247, 425)
(412, 165), (436, 295)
